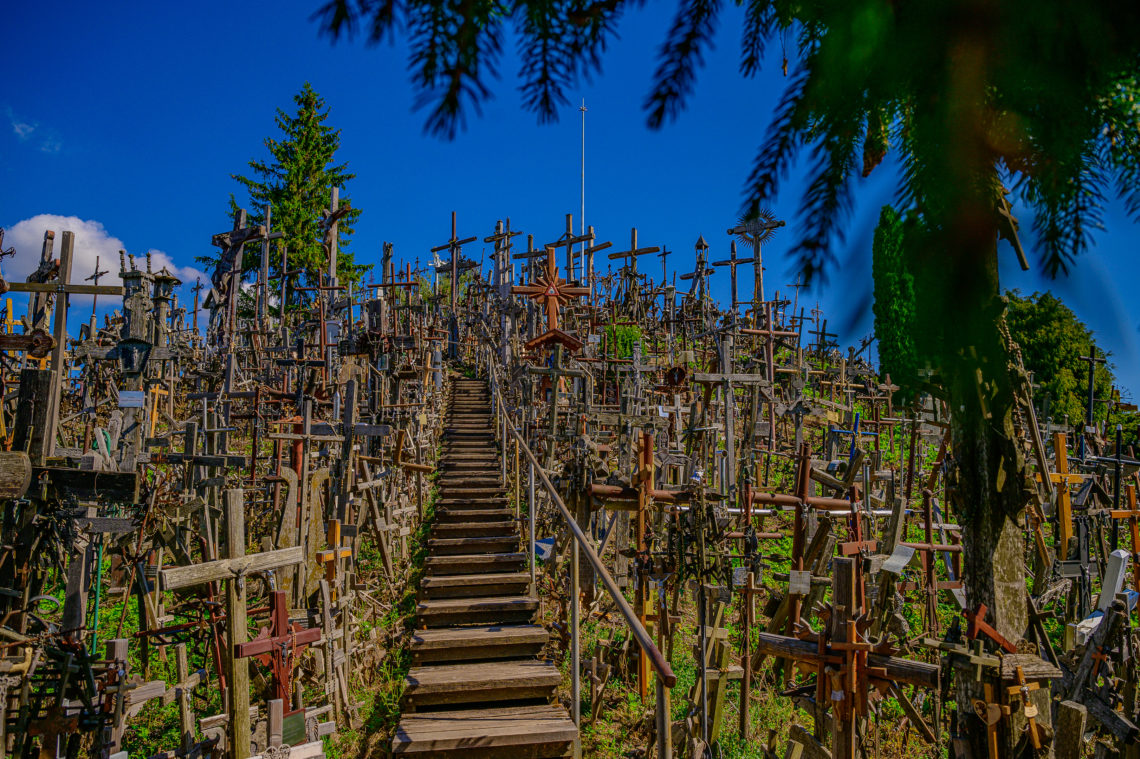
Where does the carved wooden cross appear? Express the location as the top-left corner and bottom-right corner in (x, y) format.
(727, 212), (784, 313)
(511, 245), (589, 352)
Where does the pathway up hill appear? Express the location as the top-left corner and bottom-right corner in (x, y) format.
(392, 378), (578, 758)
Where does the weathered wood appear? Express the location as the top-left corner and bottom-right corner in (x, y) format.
(161, 546), (304, 590)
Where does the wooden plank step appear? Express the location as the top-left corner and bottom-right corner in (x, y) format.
(435, 508), (513, 523)
(431, 522), (517, 539)
(421, 572), (530, 599)
(427, 536), (518, 556)
(403, 660), (559, 708)
(417, 595), (538, 627)
(437, 474), (501, 484)
(393, 704), (575, 757)
(424, 553), (526, 576)
(409, 624), (547, 664)
(437, 487), (506, 498)
(435, 498), (510, 510)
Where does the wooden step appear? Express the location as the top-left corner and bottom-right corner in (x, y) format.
(417, 595), (538, 627)
(437, 487), (506, 499)
(437, 474), (501, 484)
(427, 536), (518, 556)
(435, 497), (510, 510)
(436, 508), (513, 523)
(424, 553), (526, 576)
(431, 522), (517, 539)
(393, 704), (575, 757)
(403, 660), (559, 708)
(421, 572), (530, 599)
(409, 624), (547, 664)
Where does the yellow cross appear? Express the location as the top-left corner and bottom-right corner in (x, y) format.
(1035, 433), (1085, 553)
(316, 519), (353, 602)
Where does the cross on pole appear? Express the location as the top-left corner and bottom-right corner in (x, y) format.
(431, 211), (478, 316)
(713, 241), (755, 316)
(84, 256), (110, 333)
(727, 211), (784, 320)
(1078, 344), (1106, 458)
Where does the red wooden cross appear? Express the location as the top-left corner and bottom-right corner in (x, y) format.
(235, 590), (322, 708)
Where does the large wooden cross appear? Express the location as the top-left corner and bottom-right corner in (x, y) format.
(1035, 432), (1084, 556)
(511, 245), (589, 353)
(546, 213), (593, 282)
(712, 241), (754, 315)
(160, 490), (305, 759)
(727, 212), (784, 318)
(430, 211), (477, 314)
(234, 590), (321, 716)
(607, 227), (659, 280)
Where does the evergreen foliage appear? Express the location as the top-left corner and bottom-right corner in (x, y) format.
(1005, 290), (1115, 424)
(870, 206), (920, 402)
(202, 82), (368, 307)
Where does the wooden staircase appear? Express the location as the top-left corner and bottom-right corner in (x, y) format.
(393, 378), (578, 758)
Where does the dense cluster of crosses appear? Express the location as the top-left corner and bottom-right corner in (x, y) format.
(0, 201), (1135, 759)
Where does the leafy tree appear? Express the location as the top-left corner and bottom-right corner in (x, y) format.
(1005, 290), (1114, 424)
(315, 2), (1140, 754)
(871, 206), (920, 401)
(202, 82), (368, 306)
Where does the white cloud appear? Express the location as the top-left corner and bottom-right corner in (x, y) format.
(1, 214), (205, 311)
(39, 138), (61, 154)
(6, 107), (35, 140)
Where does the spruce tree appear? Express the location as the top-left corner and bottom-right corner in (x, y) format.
(205, 82), (368, 309)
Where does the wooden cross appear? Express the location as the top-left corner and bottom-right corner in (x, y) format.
(430, 211), (477, 314)
(9, 232), (124, 463)
(545, 213), (593, 282)
(727, 212), (784, 314)
(712, 241), (754, 315)
(1109, 484), (1140, 590)
(484, 219), (522, 289)
(160, 490), (305, 759)
(1078, 345), (1107, 458)
(510, 245), (589, 352)
(316, 519), (353, 602)
(607, 227), (660, 279)
(1035, 432), (1084, 556)
(234, 590), (321, 713)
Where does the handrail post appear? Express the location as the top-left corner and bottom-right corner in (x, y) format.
(571, 537), (581, 759)
(528, 454), (536, 590)
(656, 676), (672, 759)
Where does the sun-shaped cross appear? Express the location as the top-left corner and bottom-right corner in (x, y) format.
(511, 245), (589, 336)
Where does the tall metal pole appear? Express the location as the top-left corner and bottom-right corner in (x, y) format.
(580, 98), (587, 283)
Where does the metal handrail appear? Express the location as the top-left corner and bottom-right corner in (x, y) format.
(483, 358), (677, 687)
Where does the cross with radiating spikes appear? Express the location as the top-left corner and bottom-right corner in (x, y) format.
(511, 245), (590, 335)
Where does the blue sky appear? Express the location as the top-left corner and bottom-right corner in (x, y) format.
(3, 0), (1138, 396)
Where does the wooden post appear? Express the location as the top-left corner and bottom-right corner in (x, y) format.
(739, 571), (755, 739)
(224, 488), (252, 759)
(175, 644), (195, 753)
